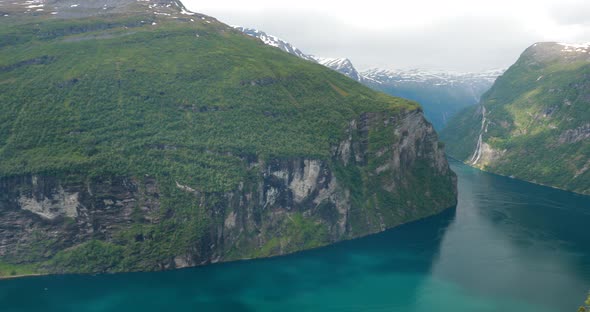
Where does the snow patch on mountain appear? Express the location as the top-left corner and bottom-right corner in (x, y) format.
(362, 68), (505, 87)
(311, 57), (362, 82)
(233, 26), (316, 62)
(557, 42), (590, 53)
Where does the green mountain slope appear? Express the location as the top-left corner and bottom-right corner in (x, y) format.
(441, 42), (590, 194)
(0, 0), (456, 276)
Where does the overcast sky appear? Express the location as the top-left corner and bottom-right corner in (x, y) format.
(182, 0), (590, 72)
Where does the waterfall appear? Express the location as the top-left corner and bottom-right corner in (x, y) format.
(469, 106), (486, 165)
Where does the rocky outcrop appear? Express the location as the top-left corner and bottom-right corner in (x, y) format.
(558, 124), (590, 144)
(473, 142), (506, 168)
(466, 105), (506, 168)
(0, 175), (161, 261)
(0, 109), (456, 273)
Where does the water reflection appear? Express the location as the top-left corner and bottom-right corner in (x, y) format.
(425, 161), (590, 311)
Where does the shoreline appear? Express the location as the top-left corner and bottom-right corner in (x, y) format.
(447, 157), (590, 197)
(0, 273), (47, 280)
(0, 204), (458, 281)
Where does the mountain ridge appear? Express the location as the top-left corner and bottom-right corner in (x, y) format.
(313, 56), (363, 82)
(0, 0), (204, 18)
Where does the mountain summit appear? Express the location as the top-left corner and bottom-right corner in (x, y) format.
(313, 57), (362, 82)
(0, 0), (202, 18)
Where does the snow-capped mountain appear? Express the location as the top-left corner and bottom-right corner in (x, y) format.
(312, 57), (362, 82)
(234, 26), (363, 81)
(233, 26), (316, 62)
(556, 42), (590, 53)
(362, 68), (503, 88)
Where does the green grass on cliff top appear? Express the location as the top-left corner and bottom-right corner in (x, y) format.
(0, 13), (417, 192)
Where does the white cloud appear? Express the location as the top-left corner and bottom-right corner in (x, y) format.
(182, 0), (590, 71)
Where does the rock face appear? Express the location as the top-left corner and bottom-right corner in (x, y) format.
(0, 176), (161, 262)
(558, 124), (590, 144)
(0, 110), (456, 272)
(441, 42), (590, 194)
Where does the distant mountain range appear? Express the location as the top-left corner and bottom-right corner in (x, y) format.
(361, 68), (504, 129)
(234, 26), (504, 130)
(362, 68), (502, 88)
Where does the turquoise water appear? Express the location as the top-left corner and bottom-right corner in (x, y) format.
(1, 160), (590, 311)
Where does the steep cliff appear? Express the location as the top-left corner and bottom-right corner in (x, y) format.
(0, 109), (455, 275)
(441, 42), (590, 194)
(0, 0), (456, 276)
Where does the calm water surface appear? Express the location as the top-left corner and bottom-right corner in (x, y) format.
(1, 160), (590, 311)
